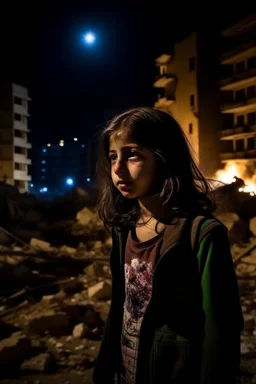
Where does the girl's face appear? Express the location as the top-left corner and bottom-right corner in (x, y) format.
(109, 133), (157, 199)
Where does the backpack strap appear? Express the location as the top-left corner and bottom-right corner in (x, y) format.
(116, 217), (223, 269)
(198, 218), (223, 244)
(191, 216), (223, 253)
(191, 216), (205, 252)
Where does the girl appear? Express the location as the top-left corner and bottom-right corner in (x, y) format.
(92, 107), (244, 384)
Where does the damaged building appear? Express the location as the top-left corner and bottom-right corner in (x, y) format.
(153, 31), (221, 178)
(0, 12), (255, 384)
(219, 15), (256, 188)
(153, 14), (256, 192)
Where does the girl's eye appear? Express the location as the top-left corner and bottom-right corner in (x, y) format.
(109, 150), (140, 162)
(109, 154), (117, 161)
(128, 150), (139, 158)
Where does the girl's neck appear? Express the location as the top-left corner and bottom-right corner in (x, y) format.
(138, 195), (172, 223)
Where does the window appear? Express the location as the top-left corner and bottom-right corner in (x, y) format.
(14, 146), (26, 155)
(14, 113), (21, 121)
(189, 123), (193, 134)
(236, 139), (244, 151)
(190, 94), (195, 107)
(237, 115), (244, 126)
(160, 65), (167, 75)
(248, 112), (256, 126)
(248, 137), (254, 150)
(247, 85), (256, 99)
(235, 89), (245, 102)
(15, 163), (26, 171)
(14, 129), (26, 139)
(189, 57), (195, 71)
(14, 96), (22, 105)
(236, 61), (245, 73)
(247, 57), (256, 69)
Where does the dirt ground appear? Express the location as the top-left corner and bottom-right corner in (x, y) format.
(0, 368), (94, 384)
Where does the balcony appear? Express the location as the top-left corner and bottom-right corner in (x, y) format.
(12, 84), (31, 101)
(14, 120), (30, 132)
(219, 125), (256, 140)
(220, 149), (256, 161)
(14, 170), (31, 181)
(155, 54), (172, 66)
(219, 68), (256, 91)
(14, 137), (32, 149)
(220, 41), (256, 65)
(154, 96), (175, 109)
(221, 96), (256, 114)
(14, 104), (30, 116)
(14, 153), (31, 165)
(153, 74), (175, 88)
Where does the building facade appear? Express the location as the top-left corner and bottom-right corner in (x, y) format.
(0, 83), (31, 192)
(219, 15), (256, 180)
(153, 15), (256, 184)
(153, 32), (222, 178)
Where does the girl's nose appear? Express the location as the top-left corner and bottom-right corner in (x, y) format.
(114, 159), (126, 175)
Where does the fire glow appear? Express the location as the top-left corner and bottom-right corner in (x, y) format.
(214, 163), (256, 196)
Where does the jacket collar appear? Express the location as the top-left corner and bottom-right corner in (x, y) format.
(116, 216), (191, 257)
(160, 217), (189, 255)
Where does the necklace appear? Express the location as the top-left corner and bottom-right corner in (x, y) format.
(136, 215), (153, 226)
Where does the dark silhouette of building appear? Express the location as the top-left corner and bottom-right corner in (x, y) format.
(35, 138), (89, 194)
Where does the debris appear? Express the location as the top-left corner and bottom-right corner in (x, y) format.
(0, 180), (255, 382)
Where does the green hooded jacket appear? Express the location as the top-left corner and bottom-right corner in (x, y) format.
(92, 215), (244, 384)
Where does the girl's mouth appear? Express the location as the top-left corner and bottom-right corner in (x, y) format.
(119, 182), (133, 190)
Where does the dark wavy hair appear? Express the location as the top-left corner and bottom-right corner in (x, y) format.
(96, 107), (216, 231)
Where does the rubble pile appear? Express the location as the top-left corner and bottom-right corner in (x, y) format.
(213, 177), (256, 382)
(230, 240), (256, 383)
(0, 182), (98, 247)
(0, 180), (255, 382)
(0, 260), (112, 377)
(213, 177), (256, 243)
(0, 207), (112, 381)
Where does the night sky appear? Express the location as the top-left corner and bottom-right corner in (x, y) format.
(0, 3), (254, 150)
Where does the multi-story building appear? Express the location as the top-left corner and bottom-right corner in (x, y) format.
(153, 32), (222, 178)
(219, 14), (256, 180)
(0, 83), (31, 192)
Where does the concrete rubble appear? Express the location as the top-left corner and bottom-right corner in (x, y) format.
(0, 180), (255, 383)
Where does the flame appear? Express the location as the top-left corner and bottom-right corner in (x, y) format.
(213, 162), (256, 196)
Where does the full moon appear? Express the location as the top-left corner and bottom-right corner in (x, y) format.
(84, 32), (95, 44)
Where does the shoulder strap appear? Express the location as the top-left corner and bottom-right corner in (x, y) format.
(198, 218), (223, 244)
(191, 216), (223, 253)
(191, 216), (205, 252)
